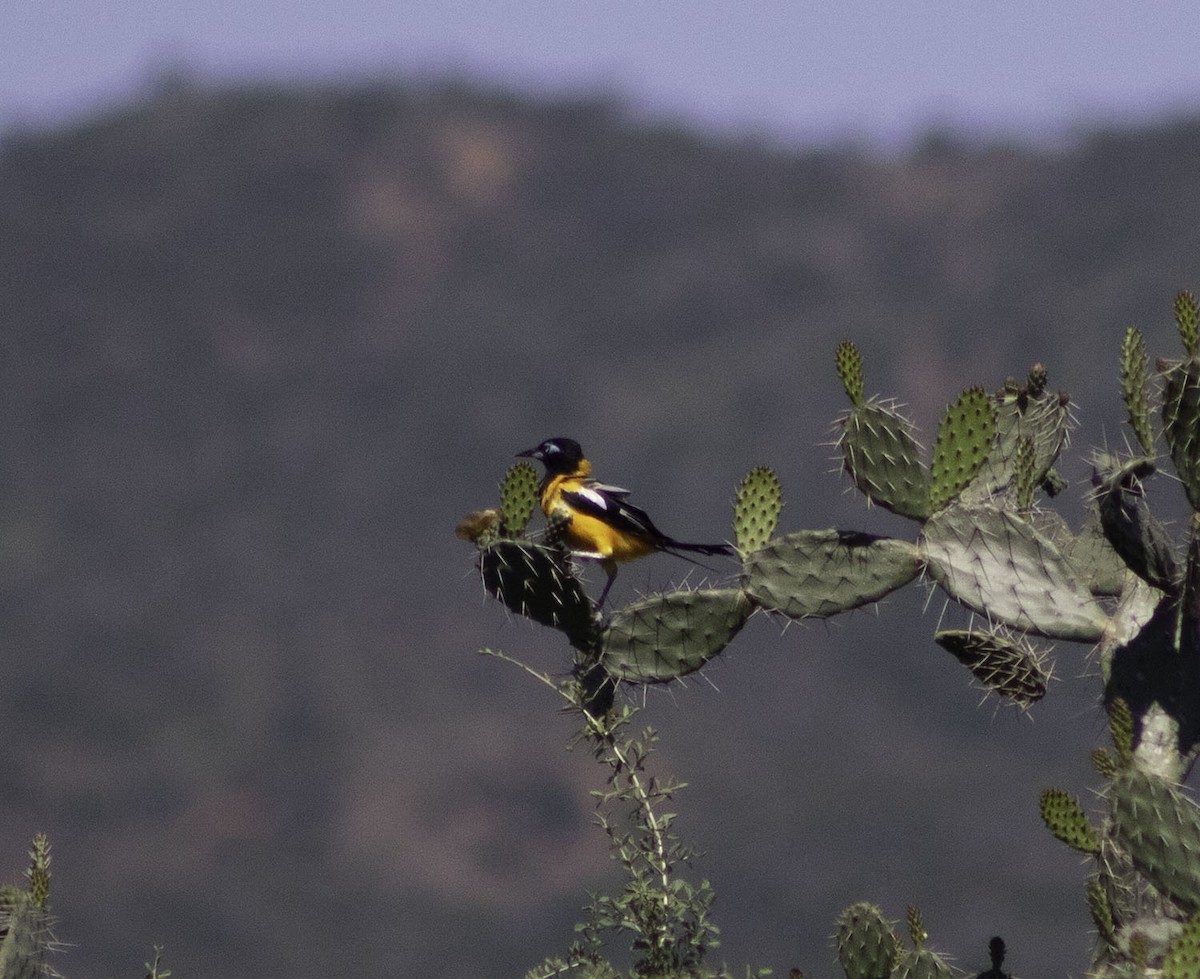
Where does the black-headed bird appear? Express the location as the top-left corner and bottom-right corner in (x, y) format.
(517, 437), (733, 606)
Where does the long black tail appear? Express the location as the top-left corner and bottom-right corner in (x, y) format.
(599, 539), (732, 607)
(664, 540), (734, 557)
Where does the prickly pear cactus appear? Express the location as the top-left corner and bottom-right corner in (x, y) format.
(1122, 326), (1155, 456)
(601, 588), (751, 682)
(0, 835), (54, 979)
(838, 400), (932, 521)
(1039, 788), (1100, 854)
(835, 902), (898, 979)
(930, 386), (995, 512)
(960, 369), (1071, 504)
(500, 460), (540, 536)
(1110, 768), (1200, 913)
(891, 948), (957, 979)
(1163, 915), (1200, 979)
(734, 466), (782, 553)
(479, 538), (597, 651)
(459, 288), (1200, 979)
(935, 628), (1048, 707)
(1162, 356), (1200, 515)
(921, 505), (1108, 642)
(743, 530), (920, 621)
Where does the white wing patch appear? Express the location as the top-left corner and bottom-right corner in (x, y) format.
(588, 481), (631, 499)
(573, 484), (614, 508)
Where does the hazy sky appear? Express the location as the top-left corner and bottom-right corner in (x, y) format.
(6, 1), (1200, 144)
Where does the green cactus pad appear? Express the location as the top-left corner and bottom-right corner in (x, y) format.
(1086, 874), (1116, 948)
(934, 629), (1048, 707)
(839, 402), (932, 520)
(1122, 326), (1156, 456)
(601, 588), (751, 683)
(743, 530), (920, 620)
(734, 466), (783, 553)
(930, 387), (995, 512)
(905, 905), (926, 950)
(1013, 435), (1038, 512)
(1177, 290), (1199, 358)
(1092, 748), (1119, 781)
(479, 540), (598, 650)
(1039, 788), (1100, 853)
(1111, 768), (1200, 913)
(835, 902), (899, 979)
(921, 504), (1109, 642)
(1066, 503), (1132, 598)
(1164, 915), (1200, 979)
(1107, 697), (1135, 769)
(25, 835), (49, 912)
(836, 340), (866, 406)
(1093, 454), (1179, 593)
(499, 460), (540, 536)
(1161, 357), (1200, 513)
(961, 383), (1071, 504)
(890, 948), (957, 979)
(0, 890), (51, 979)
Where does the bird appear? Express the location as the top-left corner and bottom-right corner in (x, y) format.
(517, 437), (733, 606)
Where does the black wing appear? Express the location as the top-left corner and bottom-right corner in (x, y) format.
(560, 481), (671, 545)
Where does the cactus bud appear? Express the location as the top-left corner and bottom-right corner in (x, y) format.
(1039, 788), (1100, 853)
(500, 460), (540, 536)
(836, 340), (865, 407)
(734, 466), (782, 553)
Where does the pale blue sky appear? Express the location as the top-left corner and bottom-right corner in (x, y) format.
(6, 1), (1200, 144)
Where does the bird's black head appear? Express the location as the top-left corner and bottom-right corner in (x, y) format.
(517, 437), (585, 475)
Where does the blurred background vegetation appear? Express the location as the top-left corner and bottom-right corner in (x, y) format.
(2, 76), (1200, 976)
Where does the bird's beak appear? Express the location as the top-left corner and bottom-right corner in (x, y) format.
(517, 446), (542, 460)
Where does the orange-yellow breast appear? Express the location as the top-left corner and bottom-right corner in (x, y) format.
(542, 475), (658, 564)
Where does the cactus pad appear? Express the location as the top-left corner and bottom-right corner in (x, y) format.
(499, 460), (541, 536)
(922, 504), (1109, 642)
(891, 948), (957, 979)
(601, 588), (751, 682)
(836, 340), (865, 406)
(1066, 502), (1132, 598)
(479, 540), (597, 650)
(1039, 788), (1100, 853)
(961, 382), (1071, 504)
(1111, 768), (1200, 913)
(1091, 748), (1119, 780)
(1177, 290), (1199, 358)
(934, 628), (1048, 707)
(930, 387), (995, 512)
(1164, 915), (1200, 979)
(1086, 874), (1116, 949)
(0, 889), (52, 979)
(1161, 357), (1200, 513)
(835, 902), (899, 979)
(743, 530), (920, 620)
(1122, 326), (1156, 455)
(839, 402), (932, 520)
(1094, 454), (1179, 593)
(734, 466), (783, 553)
(25, 835), (49, 912)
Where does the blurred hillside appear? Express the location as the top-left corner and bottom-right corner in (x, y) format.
(2, 78), (1200, 977)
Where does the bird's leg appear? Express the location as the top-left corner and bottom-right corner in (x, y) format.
(596, 561), (618, 608)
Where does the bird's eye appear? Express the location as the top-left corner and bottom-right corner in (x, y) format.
(543, 442), (560, 454)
